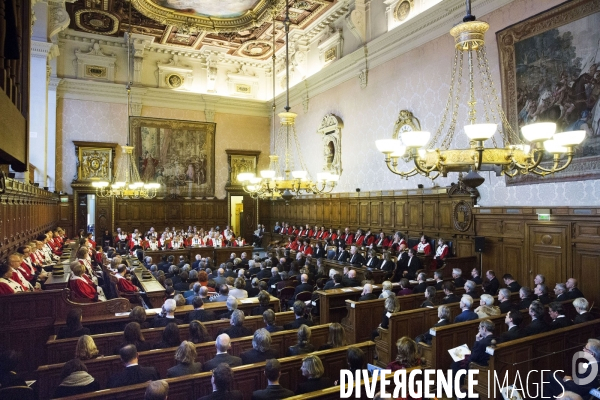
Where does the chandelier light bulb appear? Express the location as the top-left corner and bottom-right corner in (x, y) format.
(464, 123), (497, 141)
(375, 139), (402, 154)
(400, 130), (431, 148)
(543, 139), (567, 154)
(553, 130), (585, 146)
(521, 122), (556, 142)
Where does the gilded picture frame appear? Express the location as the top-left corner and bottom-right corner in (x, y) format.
(498, 0), (600, 185)
(73, 142), (116, 183)
(130, 117), (216, 197)
(226, 150), (260, 187)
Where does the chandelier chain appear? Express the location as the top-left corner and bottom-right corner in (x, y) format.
(430, 49), (460, 149)
(441, 50), (464, 150)
(475, 47), (499, 147)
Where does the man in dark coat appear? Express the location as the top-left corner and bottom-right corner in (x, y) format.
(202, 334), (243, 372)
(500, 311), (525, 342)
(107, 345), (160, 388)
(251, 359), (294, 400)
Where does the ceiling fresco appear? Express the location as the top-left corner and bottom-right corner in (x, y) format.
(66, 0), (337, 61)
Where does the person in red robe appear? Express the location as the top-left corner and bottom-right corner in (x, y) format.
(69, 262), (99, 302)
(0, 263), (24, 294)
(115, 265), (139, 293)
(413, 235), (432, 255)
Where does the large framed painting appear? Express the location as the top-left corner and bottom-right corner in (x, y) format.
(498, 0), (600, 185)
(130, 117), (216, 197)
(225, 150), (260, 188)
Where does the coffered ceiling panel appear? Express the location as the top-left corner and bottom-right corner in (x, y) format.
(66, 0), (337, 60)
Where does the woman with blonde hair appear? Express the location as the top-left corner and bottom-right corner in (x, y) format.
(166, 341), (202, 377)
(296, 354), (334, 394)
(229, 277), (248, 299)
(372, 293), (400, 340)
(387, 336), (422, 371)
(75, 335), (101, 360)
(319, 323), (346, 350)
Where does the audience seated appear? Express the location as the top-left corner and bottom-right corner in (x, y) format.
(202, 334), (242, 371)
(420, 286), (436, 308)
(454, 295), (479, 322)
(219, 310), (252, 339)
(284, 301), (314, 329)
(0, 350), (26, 389)
(524, 300), (549, 336)
(152, 299), (183, 327)
(566, 278), (584, 300)
(483, 270), (499, 295)
(251, 290), (272, 316)
(554, 283), (569, 301)
(548, 302), (574, 330)
(198, 362), (243, 400)
(534, 283), (551, 305)
(115, 322), (152, 354)
(359, 283), (378, 301)
(518, 286), (534, 310)
(396, 279), (413, 296)
(56, 308), (91, 339)
(416, 305), (450, 345)
(107, 344), (160, 388)
(452, 268), (465, 288)
(295, 355), (334, 394)
(500, 310), (525, 342)
(52, 358), (100, 398)
(378, 280), (394, 299)
(503, 274), (521, 293)
(240, 328), (278, 364)
(412, 273), (428, 294)
(287, 324), (315, 356)
(497, 288), (516, 313)
(167, 341), (202, 378)
(251, 359), (294, 400)
(318, 323), (346, 350)
(154, 322), (181, 349)
(263, 309), (284, 333)
(75, 335), (102, 360)
(474, 294), (500, 318)
(451, 319), (497, 386)
(387, 336), (423, 371)
(464, 280), (478, 299)
(573, 297), (594, 324)
(187, 297), (216, 323)
(441, 282), (459, 304)
(145, 380), (169, 400)
(129, 306), (152, 329)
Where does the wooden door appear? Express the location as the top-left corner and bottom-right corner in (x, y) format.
(95, 196), (113, 238)
(526, 223), (570, 285)
(242, 195), (257, 243)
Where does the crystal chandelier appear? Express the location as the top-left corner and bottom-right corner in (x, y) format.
(375, 0), (584, 184)
(92, 3), (160, 199)
(238, 6), (339, 201)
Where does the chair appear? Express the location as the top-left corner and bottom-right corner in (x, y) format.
(278, 286), (296, 310)
(0, 386), (35, 400)
(295, 291), (312, 302)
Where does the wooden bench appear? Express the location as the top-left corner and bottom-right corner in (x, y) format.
(52, 341), (376, 400)
(38, 323), (333, 399)
(54, 295), (282, 334)
(471, 319), (600, 400)
(46, 311), (297, 364)
(323, 259), (386, 284)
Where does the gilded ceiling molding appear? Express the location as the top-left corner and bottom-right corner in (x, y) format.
(130, 0), (287, 33)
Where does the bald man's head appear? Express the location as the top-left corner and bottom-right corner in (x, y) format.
(363, 284), (373, 294)
(301, 273), (308, 283)
(216, 333), (231, 353)
(348, 270), (356, 279)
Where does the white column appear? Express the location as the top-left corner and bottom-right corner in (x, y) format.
(47, 77), (61, 190)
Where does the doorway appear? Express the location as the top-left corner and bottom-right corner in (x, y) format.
(230, 195), (243, 237)
(77, 194), (96, 238)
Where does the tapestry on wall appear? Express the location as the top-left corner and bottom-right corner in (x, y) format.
(130, 117), (216, 197)
(498, 0), (600, 186)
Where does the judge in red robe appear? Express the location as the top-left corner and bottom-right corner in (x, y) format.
(69, 262), (99, 301)
(115, 265), (138, 293)
(413, 235), (432, 255)
(0, 263), (24, 294)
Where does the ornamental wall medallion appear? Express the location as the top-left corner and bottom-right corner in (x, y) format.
(73, 142), (117, 184)
(317, 114), (343, 177)
(452, 200), (473, 232)
(74, 9), (119, 35)
(394, 0), (413, 22)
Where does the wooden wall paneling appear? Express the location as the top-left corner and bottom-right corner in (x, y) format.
(572, 243), (600, 309)
(526, 223), (570, 287)
(482, 238), (503, 276)
(438, 200), (453, 231)
(394, 198), (406, 230)
(407, 194), (421, 231)
(381, 198), (393, 229)
(340, 200), (349, 227)
(309, 202), (317, 222)
(242, 196), (257, 241)
(573, 222), (600, 243)
(95, 197), (112, 236)
(455, 238), (474, 258)
(358, 200), (368, 227)
(474, 218), (503, 237)
(303, 203), (310, 223)
(331, 199), (340, 226)
(315, 201), (323, 223)
(370, 200), (381, 228)
(349, 200), (359, 226)
(422, 196), (438, 231)
(504, 220), (524, 239)
(502, 238), (526, 284)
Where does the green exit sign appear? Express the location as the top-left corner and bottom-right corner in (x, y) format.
(538, 214), (551, 221)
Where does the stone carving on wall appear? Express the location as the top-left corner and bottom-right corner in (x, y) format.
(157, 54), (193, 91)
(318, 25), (343, 68)
(383, 0), (414, 31)
(74, 42), (117, 82)
(227, 64), (259, 99)
(317, 114), (343, 177)
(452, 200), (473, 232)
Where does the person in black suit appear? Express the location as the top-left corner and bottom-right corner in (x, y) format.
(187, 297), (216, 323)
(342, 269), (360, 287)
(452, 268), (466, 288)
(470, 268), (483, 285)
(543, 338), (600, 399)
(241, 328), (279, 364)
(554, 282), (569, 301)
(402, 248), (422, 280)
(420, 286), (436, 308)
(219, 310), (252, 339)
(502, 274), (521, 293)
(56, 308), (91, 339)
(295, 355), (334, 394)
(497, 288), (517, 314)
(433, 270), (444, 291)
(378, 252), (395, 275)
(412, 272), (428, 294)
(251, 359), (294, 400)
(167, 341), (203, 377)
(534, 284), (551, 305)
(548, 302), (574, 330)
(573, 297), (594, 324)
(313, 243), (326, 259)
(359, 283), (378, 301)
(517, 286), (534, 310)
(415, 305), (450, 345)
(451, 319), (498, 386)
(251, 290), (273, 316)
(198, 362), (243, 400)
(267, 267), (282, 291)
(323, 273), (343, 290)
(107, 344), (160, 388)
(483, 270), (499, 295)
(152, 299), (183, 328)
(523, 300), (549, 336)
(441, 281), (460, 304)
(348, 246), (366, 265)
(464, 280), (479, 299)
(202, 334), (243, 372)
(335, 245), (349, 263)
(500, 311), (525, 342)
(364, 249), (380, 269)
(293, 274), (314, 298)
(263, 309), (284, 333)
(284, 301), (314, 329)
(566, 278), (585, 300)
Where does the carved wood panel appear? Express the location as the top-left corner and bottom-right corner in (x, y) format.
(370, 201), (380, 227)
(527, 224), (569, 285)
(394, 200), (405, 229)
(423, 199), (437, 231)
(572, 243), (600, 308)
(502, 239), (526, 283)
(455, 239), (474, 258)
(407, 201), (421, 231)
(349, 201), (359, 225)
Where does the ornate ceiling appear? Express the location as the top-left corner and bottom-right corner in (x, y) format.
(66, 0), (337, 61)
